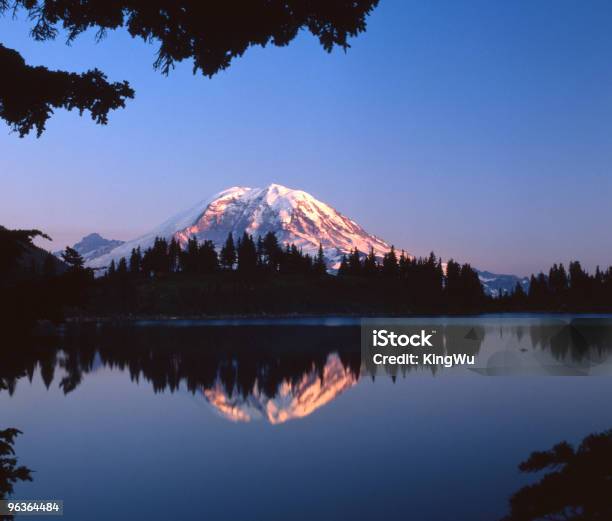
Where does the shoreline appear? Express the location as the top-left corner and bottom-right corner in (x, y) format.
(61, 310), (612, 323)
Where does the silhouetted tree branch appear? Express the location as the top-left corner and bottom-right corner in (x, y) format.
(0, 0), (379, 136)
(0, 225), (51, 274)
(0, 44), (134, 137)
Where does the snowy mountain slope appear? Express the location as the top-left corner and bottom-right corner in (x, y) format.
(55, 233), (124, 263)
(476, 270), (530, 297)
(175, 183), (391, 266)
(86, 187), (248, 269)
(87, 184), (392, 269)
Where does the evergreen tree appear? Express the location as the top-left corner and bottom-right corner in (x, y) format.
(363, 247), (378, 277)
(256, 236), (265, 268)
(282, 244), (306, 275)
(141, 248), (152, 277)
(348, 248), (362, 276)
(220, 233), (236, 270)
(262, 232), (282, 271)
(303, 253), (314, 274)
(237, 232), (257, 273)
(313, 244), (327, 276)
(107, 259), (116, 277)
(117, 257), (128, 275)
(382, 246), (398, 277)
(129, 247), (142, 274)
(527, 274), (538, 301)
(435, 256), (445, 294)
(199, 240), (219, 273)
(459, 263), (484, 305)
(337, 255), (349, 277)
(168, 237), (181, 273)
(424, 252), (444, 302)
(180, 237), (199, 273)
(528, 272), (550, 307)
(141, 237), (170, 276)
(278, 243), (292, 274)
(513, 281), (527, 301)
(594, 265), (603, 286)
(569, 260), (588, 303)
(398, 250), (408, 278)
(445, 259), (461, 299)
(549, 263), (568, 296)
(61, 246), (84, 271)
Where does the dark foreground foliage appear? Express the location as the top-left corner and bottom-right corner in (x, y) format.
(0, 43), (133, 137)
(0, 428), (32, 518)
(0, 0), (379, 136)
(502, 430), (612, 521)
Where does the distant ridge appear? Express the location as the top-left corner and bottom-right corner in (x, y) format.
(55, 233), (124, 263)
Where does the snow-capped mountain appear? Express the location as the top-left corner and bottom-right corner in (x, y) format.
(79, 183), (528, 295)
(87, 184), (391, 269)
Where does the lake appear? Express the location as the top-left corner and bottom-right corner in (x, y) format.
(2, 314), (612, 520)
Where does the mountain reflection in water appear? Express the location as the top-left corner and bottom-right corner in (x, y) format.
(3, 325), (364, 424)
(2, 318), (612, 424)
(204, 353), (358, 423)
(3, 317), (612, 521)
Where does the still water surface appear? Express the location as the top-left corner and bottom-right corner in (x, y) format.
(2, 314), (612, 520)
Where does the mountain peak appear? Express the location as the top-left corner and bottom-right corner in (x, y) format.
(87, 184), (391, 269)
(59, 232), (125, 262)
(82, 232), (104, 241)
(177, 184), (391, 265)
(265, 182), (291, 192)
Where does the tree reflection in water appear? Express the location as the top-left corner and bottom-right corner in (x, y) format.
(3, 320), (611, 421)
(2, 325), (365, 423)
(2, 322), (612, 518)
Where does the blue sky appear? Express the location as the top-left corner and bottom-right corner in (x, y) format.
(1, 0), (611, 276)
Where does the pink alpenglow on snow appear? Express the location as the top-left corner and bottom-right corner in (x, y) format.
(87, 184), (395, 270)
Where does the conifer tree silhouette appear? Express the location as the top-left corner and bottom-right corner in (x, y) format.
(348, 248), (362, 276)
(129, 247), (142, 275)
(314, 244), (327, 276)
(363, 247), (378, 277)
(382, 246), (398, 277)
(0, 1), (379, 136)
(60, 247), (84, 271)
(220, 233), (237, 270)
(337, 254), (349, 277)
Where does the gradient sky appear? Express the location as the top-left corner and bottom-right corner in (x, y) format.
(1, 0), (611, 276)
